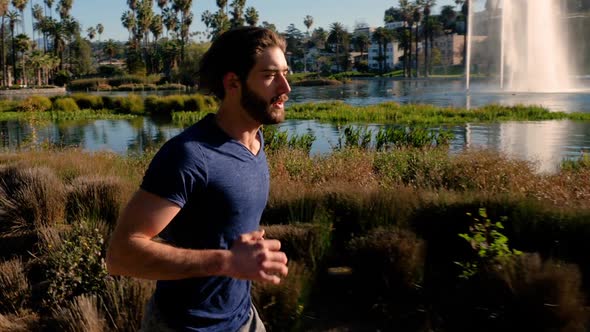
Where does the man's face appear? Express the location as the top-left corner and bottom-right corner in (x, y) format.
(240, 46), (291, 125)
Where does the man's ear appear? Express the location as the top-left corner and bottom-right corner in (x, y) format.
(222, 72), (241, 94)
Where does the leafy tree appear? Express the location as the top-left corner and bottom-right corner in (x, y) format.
(384, 6), (404, 23)
(260, 21), (276, 33)
(69, 34), (93, 76)
(439, 5), (457, 31)
(310, 27), (327, 50)
(102, 39), (118, 64)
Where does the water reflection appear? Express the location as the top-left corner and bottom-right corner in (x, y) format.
(3, 116), (587, 173)
(289, 78), (590, 113)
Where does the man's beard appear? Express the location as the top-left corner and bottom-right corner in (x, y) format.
(240, 83), (287, 125)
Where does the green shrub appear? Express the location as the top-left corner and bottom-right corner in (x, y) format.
(42, 222), (108, 308)
(71, 94), (104, 110)
(112, 94), (144, 114)
(68, 78), (107, 91)
(52, 98), (80, 112)
(184, 94), (208, 112)
(15, 96), (52, 112)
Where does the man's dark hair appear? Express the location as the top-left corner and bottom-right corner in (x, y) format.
(198, 27), (287, 99)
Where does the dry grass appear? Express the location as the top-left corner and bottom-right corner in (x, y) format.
(66, 176), (125, 227)
(0, 166), (66, 235)
(0, 311), (39, 331)
(252, 261), (310, 332)
(0, 258), (29, 314)
(50, 295), (106, 332)
(100, 276), (155, 332)
(490, 253), (588, 331)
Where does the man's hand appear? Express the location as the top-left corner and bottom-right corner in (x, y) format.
(225, 230), (288, 284)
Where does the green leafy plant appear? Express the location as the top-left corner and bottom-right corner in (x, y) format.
(455, 208), (522, 280)
(42, 222), (108, 308)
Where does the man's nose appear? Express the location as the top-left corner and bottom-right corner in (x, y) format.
(278, 73), (291, 95)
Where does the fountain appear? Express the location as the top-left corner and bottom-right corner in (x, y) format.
(466, 0), (579, 92)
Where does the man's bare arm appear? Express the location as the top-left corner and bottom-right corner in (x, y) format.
(106, 189), (288, 283)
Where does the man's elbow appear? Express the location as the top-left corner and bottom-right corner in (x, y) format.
(105, 242), (125, 276)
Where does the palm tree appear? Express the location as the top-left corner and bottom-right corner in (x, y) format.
(172, 0), (192, 62)
(56, 0), (72, 20)
(371, 27), (385, 73)
(102, 39), (117, 64)
(43, 0), (53, 17)
(7, 10), (20, 84)
(455, 0), (468, 65)
(0, 0), (9, 85)
(419, 0), (437, 76)
(244, 6), (258, 27)
(327, 22), (348, 72)
(86, 26), (96, 41)
(229, 0), (245, 28)
(412, 5), (422, 77)
(121, 10), (136, 41)
(303, 15), (313, 37)
(96, 23), (103, 42)
(11, 0), (27, 34)
(15, 33), (30, 85)
(163, 6), (177, 37)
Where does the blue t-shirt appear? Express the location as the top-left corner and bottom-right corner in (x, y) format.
(140, 113), (270, 332)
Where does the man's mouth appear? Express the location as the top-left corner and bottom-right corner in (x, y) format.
(271, 95), (289, 108)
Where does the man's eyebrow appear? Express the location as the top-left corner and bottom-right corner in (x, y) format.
(260, 66), (290, 73)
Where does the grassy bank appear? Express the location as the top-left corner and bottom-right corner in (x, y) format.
(0, 145), (589, 331)
(286, 101), (590, 124)
(2, 94), (590, 125)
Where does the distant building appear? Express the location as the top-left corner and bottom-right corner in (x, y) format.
(354, 24), (403, 72)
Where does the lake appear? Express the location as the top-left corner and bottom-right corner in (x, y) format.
(1, 78), (590, 173)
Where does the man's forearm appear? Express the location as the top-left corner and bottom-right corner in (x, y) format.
(106, 236), (231, 280)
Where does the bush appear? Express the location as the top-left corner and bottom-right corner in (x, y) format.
(68, 78), (107, 91)
(52, 98), (80, 112)
(41, 222), (108, 308)
(15, 96), (52, 112)
(71, 94), (104, 110)
(112, 94), (144, 114)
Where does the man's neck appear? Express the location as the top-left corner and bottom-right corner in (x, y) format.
(215, 104), (261, 155)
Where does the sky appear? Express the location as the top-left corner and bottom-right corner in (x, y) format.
(43, 0), (485, 42)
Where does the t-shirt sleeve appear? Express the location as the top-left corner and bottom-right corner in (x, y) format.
(140, 140), (207, 208)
